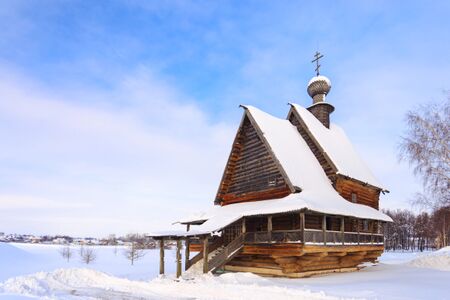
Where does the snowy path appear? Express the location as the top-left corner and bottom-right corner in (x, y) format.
(1, 243), (449, 300)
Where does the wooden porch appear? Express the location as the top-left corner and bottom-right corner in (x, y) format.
(153, 211), (386, 278)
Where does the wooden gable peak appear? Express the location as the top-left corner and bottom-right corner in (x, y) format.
(214, 108), (295, 206)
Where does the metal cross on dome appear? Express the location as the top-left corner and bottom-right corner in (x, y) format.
(311, 51), (324, 76)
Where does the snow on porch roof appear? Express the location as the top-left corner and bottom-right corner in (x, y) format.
(150, 192), (392, 237)
(290, 103), (384, 190)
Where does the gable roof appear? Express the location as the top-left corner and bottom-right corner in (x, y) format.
(290, 103), (385, 190)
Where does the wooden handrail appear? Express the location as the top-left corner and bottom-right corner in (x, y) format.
(186, 237), (224, 269)
(208, 234), (244, 272)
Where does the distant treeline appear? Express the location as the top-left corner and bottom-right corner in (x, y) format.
(106, 233), (158, 249)
(383, 206), (450, 251)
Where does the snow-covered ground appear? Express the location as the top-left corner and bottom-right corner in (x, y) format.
(1, 243), (449, 300)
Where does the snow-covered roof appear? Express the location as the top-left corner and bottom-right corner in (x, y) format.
(290, 103), (384, 189)
(150, 105), (391, 237)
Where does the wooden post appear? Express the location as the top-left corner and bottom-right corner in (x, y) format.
(159, 239), (165, 275)
(242, 217), (246, 234)
(186, 224), (191, 232)
(370, 221), (374, 244)
(176, 240), (182, 278)
(184, 238), (190, 271)
(357, 220), (360, 245)
(202, 236), (209, 273)
(322, 215), (327, 245)
(300, 212), (305, 243)
(341, 217), (345, 245)
(268, 216), (273, 242)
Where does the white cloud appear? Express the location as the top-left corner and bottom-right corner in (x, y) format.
(0, 66), (235, 236)
(0, 195), (90, 210)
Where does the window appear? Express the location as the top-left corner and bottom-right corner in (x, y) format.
(268, 177), (277, 187)
(351, 192), (357, 203)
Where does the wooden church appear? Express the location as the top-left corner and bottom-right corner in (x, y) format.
(150, 53), (392, 278)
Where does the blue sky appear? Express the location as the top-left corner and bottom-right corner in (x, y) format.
(0, 0), (449, 236)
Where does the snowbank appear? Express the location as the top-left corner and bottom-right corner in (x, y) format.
(0, 268), (163, 299)
(408, 247), (450, 271)
(0, 268), (340, 300)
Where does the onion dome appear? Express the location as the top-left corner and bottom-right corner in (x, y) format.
(307, 75), (331, 104)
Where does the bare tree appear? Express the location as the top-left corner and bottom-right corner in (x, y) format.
(59, 245), (73, 262)
(123, 242), (146, 265)
(399, 94), (450, 209)
(80, 246), (97, 264)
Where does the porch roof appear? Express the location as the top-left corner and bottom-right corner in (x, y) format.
(149, 192), (392, 238)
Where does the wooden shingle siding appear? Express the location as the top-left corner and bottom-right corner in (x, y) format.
(216, 116), (291, 205)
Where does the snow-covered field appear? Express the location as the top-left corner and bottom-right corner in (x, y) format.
(1, 243), (449, 300)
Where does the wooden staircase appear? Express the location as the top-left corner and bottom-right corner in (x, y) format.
(207, 234), (244, 272)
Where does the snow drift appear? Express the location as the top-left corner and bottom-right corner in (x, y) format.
(408, 247), (450, 271)
(0, 268), (340, 300)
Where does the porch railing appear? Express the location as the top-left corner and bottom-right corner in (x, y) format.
(243, 229), (384, 245)
(207, 234), (244, 272)
(186, 237), (224, 269)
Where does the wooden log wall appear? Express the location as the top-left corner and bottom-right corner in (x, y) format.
(272, 214), (300, 231)
(335, 176), (380, 209)
(305, 214), (322, 230)
(216, 116), (291, 205)
(225, 244), (384, 277)
(223, 219), (244, 244)
(326, 216), (341, 231)
(246, 216), (268, 232)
